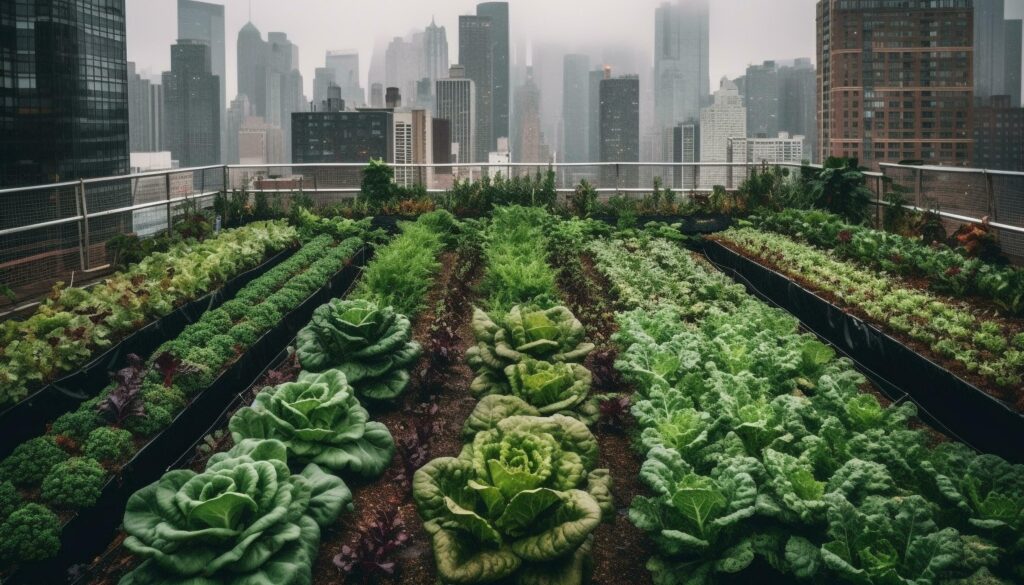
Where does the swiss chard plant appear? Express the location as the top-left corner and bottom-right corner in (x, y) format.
(229, 369), (395, 479)
(119, 439), (352, 585)
(296, 298), (421, 400)
(412, 408), (612, 585)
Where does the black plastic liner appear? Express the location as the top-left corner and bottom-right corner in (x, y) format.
(9, 247), (370, 585)
(588, 212), (733, 233)
(701, 239), (1024, 464)
(0, 246), (297, 461)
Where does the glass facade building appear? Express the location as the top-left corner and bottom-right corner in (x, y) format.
(0, 0), (130, 188)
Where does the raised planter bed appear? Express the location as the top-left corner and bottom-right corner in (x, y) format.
(7, 247), (370, 585)
(701, 238), (1024, 463)
(0, 246), (297, 460)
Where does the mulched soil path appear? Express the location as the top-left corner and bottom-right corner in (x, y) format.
(314, 248), (484, 585)
(550, 248), (654, 585)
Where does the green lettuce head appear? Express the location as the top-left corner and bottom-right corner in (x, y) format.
(119, 439), (352, 585)
(413, 411), (612, 585)
(483, 358), (593, 419)
(467, 306), (594, 396)
(229, 369), (395, 479)
(296, 299), (421, 400)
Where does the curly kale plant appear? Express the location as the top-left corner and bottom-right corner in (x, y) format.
(0, 503), (62, 564)
(467, 305), (594, 395)
(413, 408), (612, 585)
(229, 369), (395, 479)
(296, 299), (421, 400)
(119, 439), (353, 585)
(41, 457), (106, 509)
(0, 436), (69, 487)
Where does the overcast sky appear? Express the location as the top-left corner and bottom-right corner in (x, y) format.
(126, 0), (1024, 100)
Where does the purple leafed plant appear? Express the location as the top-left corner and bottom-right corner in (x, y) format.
(333, 509), (410, 584)
(154, 351), (200, 388)
(598, 394), (632, 433)
(396, 405), (439, 489)
(96, 354), (146, 426)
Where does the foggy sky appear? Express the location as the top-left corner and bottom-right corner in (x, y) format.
(127, 0), (1024, 105)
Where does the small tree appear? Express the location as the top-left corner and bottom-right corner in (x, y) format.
(361, 159), (395, 205)
(806, 157), (873, 224)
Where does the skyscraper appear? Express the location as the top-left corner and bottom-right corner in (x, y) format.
(514, 68), (543, 163)
(291, 110), (393, 164)
(599, 73), (640, 186)
(313, 68), (338, 110)
(477, 2), (510, 148)
(128, 63), (154, 153)
(672, 121), (699, 188)
(325, 51), (364, 108)
(225, 95), (251, 164)
(370, 83), (385, 108)
(562, 54), (591, 163)
(973, 95), (1024, 171)
(778, 59), (817, 162)
(163, 40), (221, 167)
(817, 0), (974, 167)
(436, 66), (476, 166)
(588, 69), (604, 163)
(385, 37), (422, 110)
(459, 15), (493, 162)
(424, 18), (450, 96)
(237, 22), (269, 117)
(0, 0), (130, 188)
(267, 32), (304, 161)
(699, 78), (746, 188)
(974, 0), (1023, 107)
(178, 0), (225, 154)
(654, 0), (710, 140)
(745, 61), (779, 139)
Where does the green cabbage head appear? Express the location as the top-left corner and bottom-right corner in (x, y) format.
(413, 411), (612, 585)
(295, 299), (421, 400)
(467, 306), (594, 395)
(119, 439), (352, 585)
(229, 369), (395, 479)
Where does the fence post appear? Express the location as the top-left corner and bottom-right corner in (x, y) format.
(984, 170), (995, 221)
(165, 171), (173, 232)
(915, 167), (923, 208)
(223, 165), (230, 198)
(75, 180), (89, 271)
(615, 164), (620, 192)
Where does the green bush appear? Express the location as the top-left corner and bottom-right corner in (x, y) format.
(41, 457), (106, 509)
(49, 408), (103, 442)
(361, 159), (396, 204)
(0, 437), (68, 486)
(0, 480), (21, 520)
(0, 504), (61, 563)
(83, 427), (135, 463)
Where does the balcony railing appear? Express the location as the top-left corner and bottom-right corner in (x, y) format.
(1, 161), (1022, 311)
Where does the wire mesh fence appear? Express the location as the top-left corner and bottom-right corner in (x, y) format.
(2, 162), (1023, 310)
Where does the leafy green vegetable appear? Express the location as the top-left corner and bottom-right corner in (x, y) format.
(413, 409), (610, 584)
(230, 369), (395, 478)
(296, 299), (421, 400)
(41, 457), (106, 509)
(467, 305), (594, 396)
(0, 503), (61, 564)
(120, 439), (352, 585)
(0, 436), (69, 487)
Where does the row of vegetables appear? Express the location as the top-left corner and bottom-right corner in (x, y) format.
(100, 212), (457, 583)
(0, 220), (298, 406)
(0, 234), (362, 568)
(587, 233), (1024, 585)
(409, 207), (619, 585)
(750, 209), (1024, 314)
(712, 228), (1024, 396)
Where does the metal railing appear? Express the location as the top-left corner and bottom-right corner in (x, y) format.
(2, 161), (1022, 308)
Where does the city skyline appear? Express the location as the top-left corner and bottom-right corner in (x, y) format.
(124, 0), (855, 100)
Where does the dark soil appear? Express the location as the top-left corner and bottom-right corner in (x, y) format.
(550, 248), (653, 585)
(709, 236), (1024, 413)
(314, 247), (484, 585)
